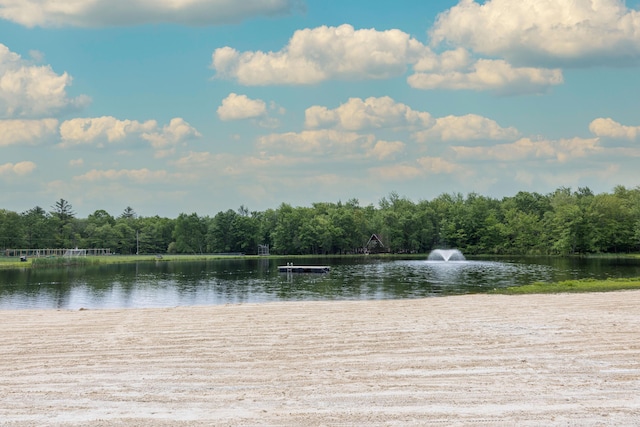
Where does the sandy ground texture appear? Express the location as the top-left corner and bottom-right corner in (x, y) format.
(1, 292), (640, 426)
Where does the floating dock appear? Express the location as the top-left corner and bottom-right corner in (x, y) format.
(278, 263), (330, 273)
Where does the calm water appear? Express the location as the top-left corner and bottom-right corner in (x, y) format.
(1, 256), (639, 310)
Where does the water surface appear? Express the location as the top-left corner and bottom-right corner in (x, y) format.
(1, 256), (638, 310)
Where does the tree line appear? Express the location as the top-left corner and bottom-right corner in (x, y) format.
(1, 185), (640, 256)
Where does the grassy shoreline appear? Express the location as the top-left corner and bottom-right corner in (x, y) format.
(0, 253), (415, 270)
(0, 254), (249, 269)
(493, 277), (640, 294)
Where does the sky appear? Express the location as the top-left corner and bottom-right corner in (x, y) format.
(1, 0), (640, 218)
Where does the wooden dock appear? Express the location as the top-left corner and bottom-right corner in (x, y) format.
(278, 263), (330, 273)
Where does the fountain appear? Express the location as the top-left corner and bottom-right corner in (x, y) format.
(427, 249), (466, 262)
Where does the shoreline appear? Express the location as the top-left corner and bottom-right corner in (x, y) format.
(1, 291), (639, 425)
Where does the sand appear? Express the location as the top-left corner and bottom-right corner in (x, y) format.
(1, 291), (639, 426)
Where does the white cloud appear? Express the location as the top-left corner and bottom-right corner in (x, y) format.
(0, 161), (36, 176)
(0, 118), (58, 146)
(0, 44), (89, 118)
(173, 151), (306, 177)
(369, 163), (423, 181)
(217, 93), (267, 121)
(173, 151), (220, 169)
(515, 170), (535, 186)
(452, 137), (601, 163)
(368, 156), (463, 182)
(74, 168), (186, 184)
(257, 129), (374, 156)
(430, 0), (640, 66)
(414, 47), (472, 73)
(408, 58), (563, 95)
(305, 96), (433, 131)
(69, 158), (83, 167)
(0, 0), (302, 28)
(416, 156), (462, 174)
(413, 114), (519, 142)
(365, 140), (405, 160)
(212, 24), (428, 85)
(304, 97), (520, 146)
(59, 116), (157, 146)
(589, 117), (640, 140)
(212, 23), (564, 94)
(141, 117), (201, 149)
(59, 116), (200, 155)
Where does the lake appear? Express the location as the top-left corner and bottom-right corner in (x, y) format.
(1, 256), (639, 310)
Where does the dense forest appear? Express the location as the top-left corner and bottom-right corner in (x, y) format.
(1, 186), (640, 256)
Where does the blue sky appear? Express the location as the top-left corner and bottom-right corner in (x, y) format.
(1, 0), (640, 217)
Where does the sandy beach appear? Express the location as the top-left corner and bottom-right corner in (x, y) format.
(1, 292), (639, 426)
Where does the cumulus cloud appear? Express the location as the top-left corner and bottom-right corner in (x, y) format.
(408, 58), (563, 95)
(369, 156), (463, 181)
(212, 24), (563, 94)
(305, 96), (433, 130)
(257, 129), (374, 156)
(59, 116), (156, 146)
(59, 116), (200, 155)
(304, 97), (519, 143)
(217, 93), (267, 121)
(141, 118), (201, 150)
(369, 163), (423, 181)
(589, 117), (640, 140)
(172, 151), (221, 169)
(413, 114), (519, 142)
(0, 44), (89, 118)
(74, 168), (177, 184)
(452, 137), (601, 163)
(416, 156), (462, 174)
(365, 140), (405, 160)
(0, 118), (58, 146)
(430, 0), (640, 66)
(212, 24), (428, 85)
(0, 161), (36, 176)
(257, 128), (411, 164)
(173, 151), (305, 177)
(0, 0), (302, 28)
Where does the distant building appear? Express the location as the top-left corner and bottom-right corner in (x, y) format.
(365, 234), (387, 254)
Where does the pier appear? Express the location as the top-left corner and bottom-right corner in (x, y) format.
(278, 263), (330, 273)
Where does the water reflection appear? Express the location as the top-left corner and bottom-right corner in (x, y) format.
(0, 256), (638, 310)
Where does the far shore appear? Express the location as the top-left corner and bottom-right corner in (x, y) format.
(1, 251), (639, 269)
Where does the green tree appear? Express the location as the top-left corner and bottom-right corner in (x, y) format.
(328, 202), (360, 253)
(543, 188), (591, 254)
(272, 203), (306, 254)
(173, 213), (206, 254)
(429, 193), (466, 250)
(21, 206), (56, 249)
(588, 192), (635, 252)
(501, 208), (544, 254)
(255, 209), (277, 251)
(378, 192), (424, 253)
(460, 193), (503, 254)
(231, 207), (259, 254)
(208, 209), (239, 253)
(87, 209), (116, 227)
(137, 216), (174, 254)
(112, 221), (136, 254)
(0, 209), (24, 249)
(119, 206), (137, 220)
(50, 199), (76, 247)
